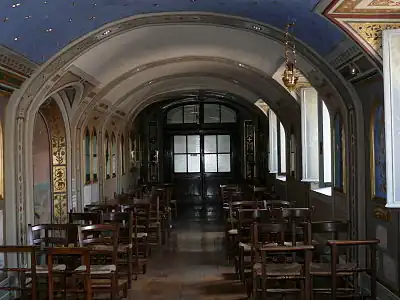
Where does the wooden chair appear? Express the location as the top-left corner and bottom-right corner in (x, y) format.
(84, 204), (118, 213)
(101, 212), (134, 287)
(310, 239), (379, 299)
(69, 212), (101, 225)
(47, 247), (91, 300)
(265, 200), (291, 208)
(28, 224), (79, 271)
(252, 244), (314, 300)
(308, 221), (349, 261)
(0, 246), (37, 300)
(122, 202), (151, 261)
(235, 208), (258, 282)
(78, 224), (128, 300)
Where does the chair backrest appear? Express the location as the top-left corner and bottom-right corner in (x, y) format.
(265, 200), (291, 208)
(101, 211), (133, 245)
(28, 223), (79, 248)
(0, 246), (37, 300)
(84, 204), (118, 213)
(311, 220), (349, 239)
(69, 212), (101, 225)
(252, 221), (287, 247)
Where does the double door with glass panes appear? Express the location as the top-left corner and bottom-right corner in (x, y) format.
(171, 133), (232, 205)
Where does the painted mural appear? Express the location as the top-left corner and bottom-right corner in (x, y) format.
(334, 113), (344, 190)
(372, 104), (387, 199)
(33, 113), (52, 224)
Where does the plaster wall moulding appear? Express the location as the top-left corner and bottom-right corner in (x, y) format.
(0, 46), (37, 77)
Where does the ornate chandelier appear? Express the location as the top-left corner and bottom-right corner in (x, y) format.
(282, 22), (299, 91)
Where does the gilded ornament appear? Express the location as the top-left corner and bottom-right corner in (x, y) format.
(373, 205), (391, 221)
(348, 22), (400, 57)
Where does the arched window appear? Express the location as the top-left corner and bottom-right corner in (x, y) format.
(166, 103), (236, 124)
(84, 128), (91, 184)
(279, 122), (286, 174)
(105, 131), (110, 179)
(92, 129), (98, 182)
(121, 135), (125, 175)
(268, 109), (286, 178)
(111, 132), (116, 177)
(371, 103), (386, 200)
(300, 87), (332, 192)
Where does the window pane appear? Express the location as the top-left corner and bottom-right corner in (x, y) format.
(280, 122), (286, 173)
(184, 104), (199, 124)
(204, 135), (217, 153)
(167, 107), (183, 124)
(322, 101), (332, 183)
(188, 154), (200, 172)
(301, 88), (319, 181)
(269, 110), (278, 173)
(174, 154), (187, 173)
(187, 135), (200, 153)
(217, 135), (230, 153)
(204, 154), (217, 172)
(174, 136), (186, 153)
(218, 154), (231, 172)
(221, 106), (236, 123)
(204, 104), (220, 123)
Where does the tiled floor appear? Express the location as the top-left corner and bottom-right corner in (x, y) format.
(129, 210), (247, 300)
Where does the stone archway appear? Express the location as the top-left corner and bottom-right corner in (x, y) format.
(3, 12), (365, 246)
(37, 99), (68, 224)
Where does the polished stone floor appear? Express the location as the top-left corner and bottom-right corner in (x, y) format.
(129, 206), (247, 300)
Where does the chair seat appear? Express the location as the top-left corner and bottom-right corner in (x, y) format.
(26, 264), (67, 274)
(91, 278), (127, 288)
(228, 229), (238, 235)
(253, 262), (302, 276)
(310, 262), (358, 275)
(283, 241), (306, 246)
(239, 242), (251, 252)
(134, 232), (148, 239)
(170, 200), (177, 204)
(75, 264), (116, 274)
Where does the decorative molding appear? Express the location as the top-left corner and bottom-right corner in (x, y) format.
(326, 0), (400, 14)
(373, 204), (392, 221)
(347, 21), (400, 56)
(325, 38), (362, 68)
(324, 0), (400, 64)
(0, 45), (38, 77)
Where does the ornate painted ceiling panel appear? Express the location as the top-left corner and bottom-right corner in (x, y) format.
(0, 0), (346, 64)
(324, 0), (400, 64)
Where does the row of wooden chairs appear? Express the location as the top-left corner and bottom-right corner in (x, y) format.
(222, 183), (379, 299)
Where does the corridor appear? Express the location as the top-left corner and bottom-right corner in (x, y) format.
(130, 217), (247, 300)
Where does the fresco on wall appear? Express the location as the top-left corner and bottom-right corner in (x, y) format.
(334, 114), (344, 190)
(33, 113), (52, 224)
(33, 183), (51, 224)
(373, 104), (387, 199)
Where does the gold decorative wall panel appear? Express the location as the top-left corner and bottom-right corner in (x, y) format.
(348, 22), (400, 56)
(40, 99), (68, 224)
(324, 0), (400, 63)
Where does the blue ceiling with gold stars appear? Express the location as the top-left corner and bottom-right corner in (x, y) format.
(0, 0), (345, 64)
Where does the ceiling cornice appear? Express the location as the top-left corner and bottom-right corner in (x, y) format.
(0, 45), (38, 77)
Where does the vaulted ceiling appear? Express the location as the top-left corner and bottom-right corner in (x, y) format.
(0, 0), (398, 68)
(0, 0), (345, 63)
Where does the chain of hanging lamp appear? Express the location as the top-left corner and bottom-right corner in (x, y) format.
(282, 22), (299, 91)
